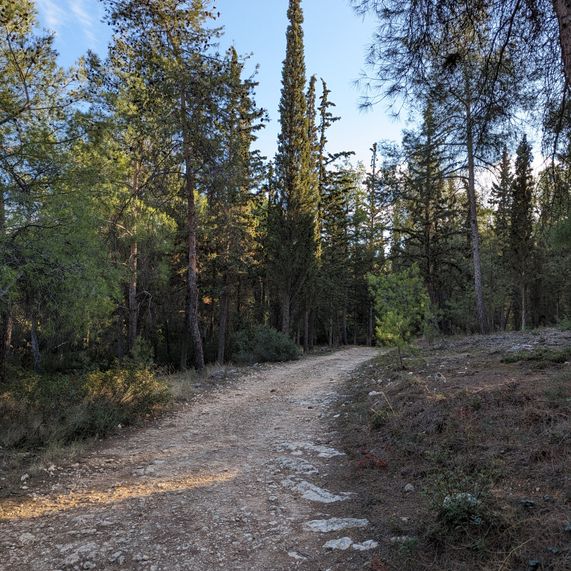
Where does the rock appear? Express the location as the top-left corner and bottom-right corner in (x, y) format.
(287, 551), (308, 560)
(19, 532), (35, 545)
(21, 473), (30, 482)
(324, 537), (353, 551)
(404, 483), (415, 493)
(303, 518), (369, 533)
(368, 391), (382, 397)
(519, 499), (536, 509)
(564, 522), (571, 533)
(82, 562), (96, 570)
(528, 560), (541, 570)
(275, 456), (319, 475)
(389, 535), (416, 544)
(284, 479), (350, 503)
(352, 540), (379, 551)
(109, 551), (125, 565)
(278, 442), (345, 459)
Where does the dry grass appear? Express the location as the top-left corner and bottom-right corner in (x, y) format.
(336, 329), (571, 571)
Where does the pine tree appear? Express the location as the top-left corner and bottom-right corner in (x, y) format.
(270, 0), (317, 336)
(490, 146), (513, 329)
(510, 135), (534, 331)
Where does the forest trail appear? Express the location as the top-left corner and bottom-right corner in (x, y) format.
(0, 347), (379, 571)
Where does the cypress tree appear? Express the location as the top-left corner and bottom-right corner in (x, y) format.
(510, 135), (534, 331)
(270, 0), (316, 335)
(490, 146), (513, 329)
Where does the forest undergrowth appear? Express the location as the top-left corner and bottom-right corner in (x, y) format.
(336, 328), (571, 571)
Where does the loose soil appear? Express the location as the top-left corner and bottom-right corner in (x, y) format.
(0, 347), (380, 571)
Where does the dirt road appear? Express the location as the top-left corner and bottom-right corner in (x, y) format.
(0, 347), (378, 570)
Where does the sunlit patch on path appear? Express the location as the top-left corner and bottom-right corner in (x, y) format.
(0, 469), (238, 522)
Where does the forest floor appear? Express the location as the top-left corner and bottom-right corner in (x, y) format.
(334, 328), (570, 571)
(0, 347), (383, 571)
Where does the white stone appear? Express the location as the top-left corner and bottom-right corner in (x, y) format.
(279, 442), (345, 459)
(404, 483), (415, 493)
(276, 456), (319, 475)
(19, 532), (35, 545)
(303, 518), (369, 533)
(352, 540), (379, 551)
(389, 535), (415, 544)
(324, 537), (353, 550)
(293, 480), (350, 504)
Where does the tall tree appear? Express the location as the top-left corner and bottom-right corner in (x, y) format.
(510, 135), (534, 330)
(270, 0), (317, 336)
(103, 0), (224, 370)
(490, 146), (513, 329)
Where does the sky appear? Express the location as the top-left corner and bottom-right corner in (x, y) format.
(34, 0), (404, 165)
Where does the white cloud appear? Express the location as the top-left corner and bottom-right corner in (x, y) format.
(36, 0), (67, 31)
(67, 0), (97, 46)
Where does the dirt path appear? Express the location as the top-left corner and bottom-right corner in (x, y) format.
(0, 347), (378, 571)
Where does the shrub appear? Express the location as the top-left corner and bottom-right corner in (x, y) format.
(0, 366), (169, 449)
(231, 325), (301, 364)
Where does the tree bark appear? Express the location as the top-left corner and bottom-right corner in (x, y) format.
(281, 291), (290, 335)
(31, 314), (40, 372)
(217, 277), (229, 364)
(367, 301), (374, 346)
(554, 0), (571, 87)
(465, 103), (488, 334)
(521, 282), (526, 331)
(0, 310), (12, 382)
(181, 89), (205, 371)
(127, 164), (141, 353)
(128, 239), (138, 353)
(303, 308), (310, 352)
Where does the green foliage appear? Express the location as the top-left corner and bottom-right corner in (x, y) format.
(369, 265), (432, 360)
(231, 325), (301, 364)
(0, 367), (169, 448)
(501, 347), (571, 364)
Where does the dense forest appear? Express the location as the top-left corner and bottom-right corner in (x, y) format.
(0, 0), (569, 382)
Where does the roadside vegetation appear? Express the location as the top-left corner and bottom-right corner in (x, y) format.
(337, 329), (571, 571)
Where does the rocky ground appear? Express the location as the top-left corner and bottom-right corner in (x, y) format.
(0, 347), (381, 571)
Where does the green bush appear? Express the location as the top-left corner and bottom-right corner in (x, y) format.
(502, 347), (571, 364)
(0, 367), (170, 449)
(231, 325), (301, 364)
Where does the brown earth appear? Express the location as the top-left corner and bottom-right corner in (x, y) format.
(333, 329), (571, 571)
(0, 347), (380, 571)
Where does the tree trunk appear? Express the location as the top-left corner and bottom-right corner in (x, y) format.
(521, 282), (526, 331)
(31, 314), (41, 373)
(127, 164), (141, 353)
(128, 239), (138, 353)
(181, 89), (204, 371)
(303, 308), (310, 353)
(217, 277), (230, 364)
(367, 301), (374, 346)
(0, 310), (12, 383)
(465, 104), (488, 334)
(554, 0), (571, 87)
(281, 291), (290, 335)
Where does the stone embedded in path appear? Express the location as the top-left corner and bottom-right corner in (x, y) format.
(275, 456), (319, 475)
(278, 442), (345, 459)
(324, 537), (353, 550)
(303, 518), (369, 533)
(287, 551), (308, 560)
(352, 540), (379, 551)
(282, 479), (350, 503)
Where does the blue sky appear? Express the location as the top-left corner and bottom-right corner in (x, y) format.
(35, 0), (404, 165)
